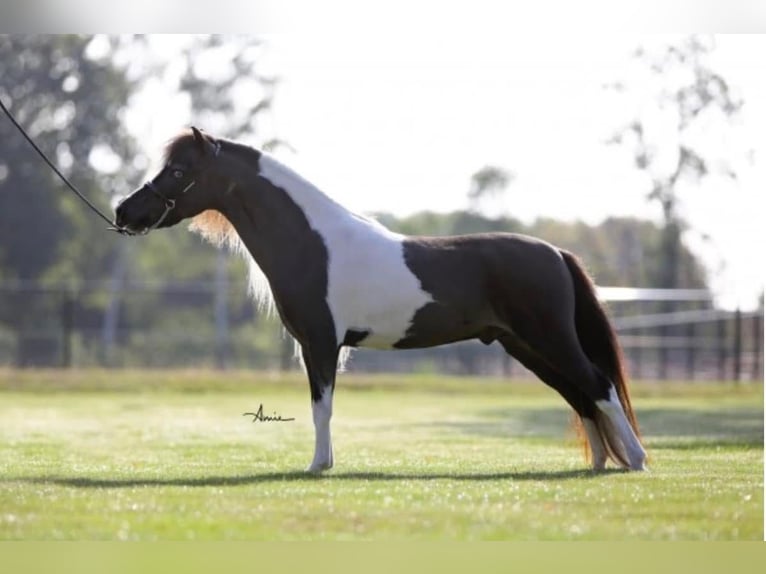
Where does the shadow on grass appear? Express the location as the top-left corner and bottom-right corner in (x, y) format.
(4, 468), (626, 489)
(4, 404), (760, 491)
(415, 406), (763, 448)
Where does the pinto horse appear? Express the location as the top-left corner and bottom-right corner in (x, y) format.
(115, 127), (647, 473)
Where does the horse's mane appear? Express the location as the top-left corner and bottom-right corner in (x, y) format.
(190, 210), (274, 316)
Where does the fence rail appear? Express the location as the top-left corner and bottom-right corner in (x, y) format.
(0, 280), (762, 381)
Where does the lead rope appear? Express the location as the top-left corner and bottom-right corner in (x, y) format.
(0, 96), (126, 233)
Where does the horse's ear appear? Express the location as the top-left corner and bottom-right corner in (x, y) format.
(191, 126), (206, 147)
(191, 126), (217, 156)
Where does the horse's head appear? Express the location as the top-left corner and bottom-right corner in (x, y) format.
(114, 127), (223, 235)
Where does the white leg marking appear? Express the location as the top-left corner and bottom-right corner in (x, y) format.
(596, 386), (647, 470)
(307, 388), (334, 473)
(597, 410), (631, 467)
(582, 418), (607, 471)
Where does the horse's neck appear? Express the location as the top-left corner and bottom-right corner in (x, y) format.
(255, 155), (399, 250)
(257, 155), (369, 231)
(220, 153), (393, 282)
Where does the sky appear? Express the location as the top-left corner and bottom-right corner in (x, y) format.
(122, 34), (765, 310)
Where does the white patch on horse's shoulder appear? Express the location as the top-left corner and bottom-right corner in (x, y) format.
(259, 155), (433, 348)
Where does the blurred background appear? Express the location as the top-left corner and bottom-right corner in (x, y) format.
(0, 34), (762, 381)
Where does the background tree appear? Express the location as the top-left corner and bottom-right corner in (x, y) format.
(607, 35), (742, 292)
(467, 165), (514, 215)
(0, 35), (140, 365)
(0, 35), (139, 282)
(606, 35), (743, 376)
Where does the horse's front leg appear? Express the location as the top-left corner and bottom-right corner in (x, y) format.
(301, 344), (339, 474)
(308, 386), (334, 473)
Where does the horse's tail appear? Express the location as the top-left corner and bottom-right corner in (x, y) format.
(560, 249), (642, 466)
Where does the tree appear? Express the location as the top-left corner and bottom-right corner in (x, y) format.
(606, 35), (742, 377)
(467, 165), (514, 215)
(0, 35), (139, 282)
(0, 36), (141, 365)
(179, 36), (283, 148)
(607, 35), (742, 291)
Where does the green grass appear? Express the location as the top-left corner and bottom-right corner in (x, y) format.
(0, 370), (762, 540)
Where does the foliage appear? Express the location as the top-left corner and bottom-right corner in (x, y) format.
(0, 35), (138, 282)
(467, 165), (514, 214)
(0, 36), (142, 365)
(179, 35), (282, 149)
(607, 35), (743, 289)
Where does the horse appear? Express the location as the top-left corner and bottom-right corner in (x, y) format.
(114, 127), (647, 473)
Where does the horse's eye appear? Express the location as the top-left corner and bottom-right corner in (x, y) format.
(173, 169), (184, 179)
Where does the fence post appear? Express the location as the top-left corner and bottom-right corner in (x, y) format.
(716, 316), (726, 381)
(733, 308), (742, 383)
(214, 251), (230, 370)
(102, 242), (129, 367)
(685, 320), (695, 380)
(753, 311), (763, 381)
(633, 323), (643, 380)
(280, 334), (293, 371)
(60, 287), (75, 368)
(657, 326), (668, 380)
(502, 353), (513, 377)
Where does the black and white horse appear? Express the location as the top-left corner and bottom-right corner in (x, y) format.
(115, 128), (647, 472)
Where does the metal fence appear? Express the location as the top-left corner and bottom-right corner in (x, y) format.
(0, 280), (762, 381)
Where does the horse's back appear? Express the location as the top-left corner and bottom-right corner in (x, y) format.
(402, 232), (569, 301)
(343, 231), (571, 349)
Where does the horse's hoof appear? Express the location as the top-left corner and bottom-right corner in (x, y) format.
(306, 461), (333, 474)
(628, 455), (648, 471)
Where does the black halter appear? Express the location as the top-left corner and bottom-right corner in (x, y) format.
(116, 140), (221, 236)
(134, 179), (184, 234)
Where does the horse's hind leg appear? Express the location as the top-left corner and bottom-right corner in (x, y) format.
(529, 330), (644, 469)
(593, 385), (646, 470)
(497, 334), (608, 470)
(501, 313), (645, 470)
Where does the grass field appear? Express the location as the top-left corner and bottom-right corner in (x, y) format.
(0, 369), (762, 540)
